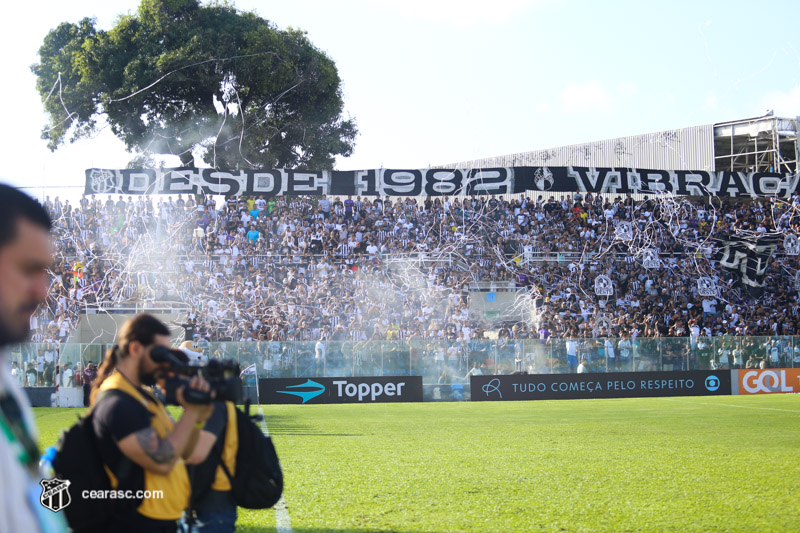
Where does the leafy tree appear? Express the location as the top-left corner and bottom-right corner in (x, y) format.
(32, 0), (357, 169)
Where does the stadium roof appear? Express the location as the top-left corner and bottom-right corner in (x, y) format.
(442, 113), (798, 174)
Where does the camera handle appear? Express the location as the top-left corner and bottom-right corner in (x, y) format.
(182, 387), (213, 404)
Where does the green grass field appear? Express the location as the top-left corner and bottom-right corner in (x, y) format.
(34, 395), (800, 532)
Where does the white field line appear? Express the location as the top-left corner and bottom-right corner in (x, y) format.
(658, 397), (800, 414)
(258, 405), (292, 533)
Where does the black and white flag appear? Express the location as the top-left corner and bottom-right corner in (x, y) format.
(713, 234), (781, 298)
(85, 166), (800, 198)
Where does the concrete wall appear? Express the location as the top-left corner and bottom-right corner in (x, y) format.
(72, 312), (185, 344)
(469, 291), (526, 324)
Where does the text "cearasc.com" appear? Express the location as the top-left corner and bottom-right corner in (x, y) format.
(82, 489), (164, 499)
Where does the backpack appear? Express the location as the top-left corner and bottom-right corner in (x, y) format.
(186, 404), (230, 511)
(51, 390), (142, 533)
(219, 400), (283, 509)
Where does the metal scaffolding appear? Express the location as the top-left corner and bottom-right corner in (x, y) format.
(713, 113), (798, 174)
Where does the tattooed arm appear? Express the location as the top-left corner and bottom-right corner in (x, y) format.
(117, 405), (208, 475)
(119, 427), (176, 473)
(116, 383), (213, 475)
(118, 417), (192, 475)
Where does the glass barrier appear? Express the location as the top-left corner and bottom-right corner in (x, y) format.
(548, 338), (570, 374)
(660, 337), (690, 372)
(5, 342), (106, 388)
(634, 337), (661, 373)
(8, 336), (800, 386)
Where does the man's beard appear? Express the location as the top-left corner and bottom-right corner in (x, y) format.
(0, 313), (31, 347)
(139, 368), (158, 387)
(0, 298), (40, 347)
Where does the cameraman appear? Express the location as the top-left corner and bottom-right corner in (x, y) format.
(180, 342), (238, 533)
(91, 314), (213, 533)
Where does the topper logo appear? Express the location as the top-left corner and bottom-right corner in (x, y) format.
(742, 370), (793, 394)
(276, 379), (326, 403)
(332, 380), (406, 401)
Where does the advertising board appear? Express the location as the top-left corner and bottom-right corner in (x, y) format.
(732, 368), (800, 395)
(471, 371), (731, 401)
(259, 376), (423, 404)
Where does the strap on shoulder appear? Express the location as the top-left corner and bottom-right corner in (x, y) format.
(218, 404), (234, 484)
(87, 388), (137, 484)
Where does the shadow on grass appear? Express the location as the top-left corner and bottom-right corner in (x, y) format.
(262, 414), (363, 437)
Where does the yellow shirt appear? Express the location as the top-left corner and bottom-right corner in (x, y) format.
(210, 402), (238, 491)
(99, 372), (190, 521)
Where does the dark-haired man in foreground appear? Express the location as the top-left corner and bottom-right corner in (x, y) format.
(0, 184), (68, 532)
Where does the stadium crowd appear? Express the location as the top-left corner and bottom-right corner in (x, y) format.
(16, 189), (800, 379)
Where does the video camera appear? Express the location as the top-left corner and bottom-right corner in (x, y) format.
(149, 346), (242, 405)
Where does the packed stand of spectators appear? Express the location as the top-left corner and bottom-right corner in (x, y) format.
(15, 190), (800, 379)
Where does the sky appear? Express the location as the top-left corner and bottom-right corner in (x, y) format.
(1, 0), (799, 202)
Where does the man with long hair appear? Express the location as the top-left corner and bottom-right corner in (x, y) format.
(90, 314), (213, 532)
